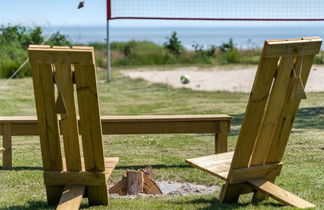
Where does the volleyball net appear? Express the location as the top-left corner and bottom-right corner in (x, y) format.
(107, 0), (324, 21)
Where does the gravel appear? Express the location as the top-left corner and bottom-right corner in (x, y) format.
(110, 180), (219, 199)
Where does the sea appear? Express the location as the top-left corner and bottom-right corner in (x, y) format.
(44, 25), (324, 49)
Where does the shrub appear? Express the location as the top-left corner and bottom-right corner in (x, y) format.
(218, 49), (241, 64)
(193, 44), (217, 58)
(0, 59), (31, 78)
(314, 52), (324, 64)
(123, 41), (137, 57)
(0, 25), (71, 78)
(47, 32), (71, 46)
(219, 38), (235, 53)
(164, 32), (184, 55)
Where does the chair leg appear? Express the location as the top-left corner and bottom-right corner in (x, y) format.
(46, 186), (65, 205)
(248, 179), (315, 208)
(252, 191), (270, 203)
(88, 185), (109, 206)
(252, 176), (276, 202)
(219, 183), (241, 204)
(57, 185), (85, 210)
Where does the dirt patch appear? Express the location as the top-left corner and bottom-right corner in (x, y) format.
(110, 181), (219, 198)
(121, 66), (324, 92)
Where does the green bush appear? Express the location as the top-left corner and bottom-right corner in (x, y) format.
(314, 52), (324, 64)
(0, 25), (71, 78)
(164, 32), (184, 55)
(0, 60), (31, 78)
(89, 42), (107, 51)
(47, 32), (71, 46)
(218, 49), (241, 64)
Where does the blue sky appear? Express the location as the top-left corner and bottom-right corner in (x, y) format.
(1, 0), (324, 28)
(0, 0), (106, 26)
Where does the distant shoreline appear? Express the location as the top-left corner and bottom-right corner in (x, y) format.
(43, 26), (324, 49)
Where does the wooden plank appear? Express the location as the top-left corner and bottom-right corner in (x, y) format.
(186, 151), (233, 163)
(10, 123), (39, 135)
(248, 179), (315, 208)
(74, 64), (104, 171)
(264, 41), (321, 57)
(249, 57), (294, 166)
(55, 61), (82, 171)
(186, 152), (234, 180)
(229, 163), (282, 184)
(230, 51), (279, 170)
(0, 115), (231, 135)
(29, 60), (63, 205)
(215, 121), (228, 153)
(0, 116), (38, 123)
(57, 185), (85, 210)
(61, 157), (119, 177)
(44, 171), (106, 186)
(74, 60), (108, 204)
(100, 115), (232, 122)
(252, 174), (277, 202)
(3, 123), (12, 169)
(2, 121), (220, 135)
(30, 62), (63, 171)
(264, 37), (321, 57)
(101, 121), (219, 134)
(267, 55), (319, 163)
(220, 182), (254, 203)
(0, 114), (231, 123)
(104, 157), (119, 176)
(28, 47), (94, 65)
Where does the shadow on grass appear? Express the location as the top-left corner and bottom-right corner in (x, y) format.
(227, 106), (324, 136)
(0, 166), (43, 171)
(0, 200), (89, 210)
(116, 164), (192, 170)
(294, 106), (324, 130)
(168, 197), (284, 210)
(0, 201), (50, 210)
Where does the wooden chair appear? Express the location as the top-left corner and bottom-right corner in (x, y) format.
(28, 45), (119, 209)
(186, 37), (322, 208)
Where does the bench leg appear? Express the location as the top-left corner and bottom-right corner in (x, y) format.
(215, 121), (228, 154)
(3, 123), (12, 169)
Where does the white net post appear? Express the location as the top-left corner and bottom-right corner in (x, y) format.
(106, 19), (111, 81)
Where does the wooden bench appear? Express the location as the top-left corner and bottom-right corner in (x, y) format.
(0, 114), (231, 169)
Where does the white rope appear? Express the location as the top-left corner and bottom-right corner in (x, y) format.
(0, 1), (84, 90)
(52, 54), (71, 96)
(288, 45), (305, 79)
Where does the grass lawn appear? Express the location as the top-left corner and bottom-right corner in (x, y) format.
(0, 66), (323, 209)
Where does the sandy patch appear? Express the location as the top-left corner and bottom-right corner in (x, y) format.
(110, 180), (219, 198)
(122, 66), (324, 92)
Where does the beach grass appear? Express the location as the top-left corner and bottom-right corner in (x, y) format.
(0, 67), (323, 209)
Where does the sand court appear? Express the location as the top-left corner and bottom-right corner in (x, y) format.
(122, 66), (324, 92)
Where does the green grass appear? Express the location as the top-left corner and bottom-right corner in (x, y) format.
(0, 66), (323, 209)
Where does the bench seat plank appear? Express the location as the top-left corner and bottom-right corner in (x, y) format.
(186, 152), (234, 180)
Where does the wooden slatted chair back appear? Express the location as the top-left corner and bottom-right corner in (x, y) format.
(230, 37), (322, 172)
(28, 45), (107, 205)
